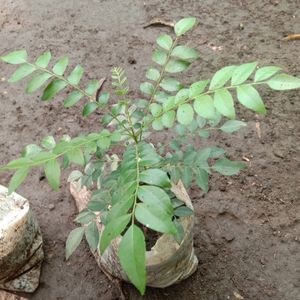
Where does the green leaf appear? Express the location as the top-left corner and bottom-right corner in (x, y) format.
(75, 210), (95, 224)
(140, 82), (154, 95)
(199, 130), (209, 138)
(64, 91), (84, 107)
(85, 222), (99, 251)
(42, 79), (67, 100)
(67, 170), (83, 182)
(177, 103), (194, 125)
(220, 120), (247, 133)
(254, 66), (281, 82)
(137, 185), (172, 213)
(160, 77), (183, 92)
(52, 57), (69, 75)
(135, 203), (176, 234)
(173, 219), (184, 244)
(35, 51), (51, 68)
(106, 195), (134, 223)
(146, 68), (160, 81)
(154, 91), (169, 103)
(67, 65), (84, 85)
(22, 144), (42, 157)
(1, 50), (27, 64)
(139, 169), (171, 188)
(189, 80), (209, 98)
(174, 17), (196, 36)
(267, 74), (300, 90)
(82, 102), (98, 117)
(195, 168), (209, 192)
(175, 88), (189, 105)
(8, 167), (30, 194)
(163, 96), (175, 111)
(207, 147), (226, 158)
(65, 227), (85, 260)
(174, 206), (194, 217)
(212, 158), (246, 176)
(67, 148), (85, 165)
(171, 45), (199, 60)
(152, 49), (167, 65)
(100, 214), (131, 254)
(194, 95), (215, 119)
(85, 80), (99, 96)
(152, 118), (164, 130)
(150, 103), (162, 117)
(182, 166), (193, 188)
(119, 225), (146, 295)
(162, 110), (175, 128)
(214, 89), (235, 119)
(231, 62), (257, 85)
(41, 135), (56, 149)
(44, 159), (61, 190)
(209, 65), (236, 90)
(26, 72), (52, 93)
(165, 59), (190, 73)
(8, 64), (36, 83)
(236, 85), (266, 114)
(98, 92), (110, 105)
(156, 34), (173, 50)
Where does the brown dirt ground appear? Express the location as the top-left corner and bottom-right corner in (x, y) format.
(0, 0), (300, 299)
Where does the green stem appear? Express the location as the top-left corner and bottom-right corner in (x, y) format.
(131, 142), (141, 224)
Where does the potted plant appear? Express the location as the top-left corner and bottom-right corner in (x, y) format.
(1, 16), (300, 295)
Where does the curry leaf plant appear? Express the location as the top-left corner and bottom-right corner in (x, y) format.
(1, 17), (300, 294)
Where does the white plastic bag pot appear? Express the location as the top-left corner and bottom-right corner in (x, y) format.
(0, 185), (44, 293)
(70, 180), (198, 288)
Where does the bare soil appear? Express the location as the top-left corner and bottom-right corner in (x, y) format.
(0, 1), (300, 299)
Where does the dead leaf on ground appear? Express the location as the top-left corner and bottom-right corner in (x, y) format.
(283, 34), (300, 41)
(255, 122), (261, 139)
(143, 18), (175, 28)
(233, 291), (244, 299)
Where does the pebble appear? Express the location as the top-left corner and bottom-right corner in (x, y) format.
(48, 204), (55, 211)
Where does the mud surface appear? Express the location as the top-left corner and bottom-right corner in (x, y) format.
(0, 1), (300, 299)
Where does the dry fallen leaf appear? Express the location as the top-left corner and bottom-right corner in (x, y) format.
(233, 291), (244, 299)
(143, 18), (175, 28)
(255, 122), (261, 139)
(283, 34), (300, 41)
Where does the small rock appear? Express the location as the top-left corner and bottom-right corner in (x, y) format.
(48, 204), (55, 211)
